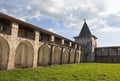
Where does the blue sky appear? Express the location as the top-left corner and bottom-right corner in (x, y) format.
(1, 0), (120, 47)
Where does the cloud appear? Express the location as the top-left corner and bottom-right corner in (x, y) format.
(98, 27), (120, 32)
(104, 14), (120, 27)
(47, 28), (57, 33)
(1, 0), (120, 32)
(0, 0), (40, 20)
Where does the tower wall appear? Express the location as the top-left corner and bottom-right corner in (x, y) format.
(75, 36), (97, 62)
(74, 21), (97, 62)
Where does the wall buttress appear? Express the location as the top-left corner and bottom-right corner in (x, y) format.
(33, 31), (39, 67)
(8, 22), (18, 69)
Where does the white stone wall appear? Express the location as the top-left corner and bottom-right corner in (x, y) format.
(75, 36), (97, 62)
(0, 21), (81, 70)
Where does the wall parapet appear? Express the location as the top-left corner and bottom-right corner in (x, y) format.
(95, 47), (120, 62)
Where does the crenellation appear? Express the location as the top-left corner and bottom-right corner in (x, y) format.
(95, 47), (120, 62)
(75, 44), (77, 49)
(61, 39), (64, 45)
(50, 35), (55, 42)
(69, 42), (72, 47)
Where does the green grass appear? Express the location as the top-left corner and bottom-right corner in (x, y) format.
(0, 63), (120, 81)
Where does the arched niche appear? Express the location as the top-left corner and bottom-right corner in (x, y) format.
(38, 44), (50, 66)
(62, 48), (69, 64)
(52, 46), (61, 65)
(15, 41), (34, 68)
(0, 36), (9, 70)
(70, 50), (75, 63)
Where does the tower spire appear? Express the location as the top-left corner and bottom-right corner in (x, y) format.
(83, 19), (86, 22)
(74, 20), (97, 62)
(79, 20), (92, 37)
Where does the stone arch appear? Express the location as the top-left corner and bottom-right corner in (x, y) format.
(0, 36), (9, 70)
(38, 44), (50, 66)
(15, 40), (34, 68)
(70, 50), (75, 63)
(62, 48), (69, 64)
(52, 46), (61, 65)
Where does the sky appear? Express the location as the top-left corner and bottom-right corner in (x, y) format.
(0, 0), (120, 47)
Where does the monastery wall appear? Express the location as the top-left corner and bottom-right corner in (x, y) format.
(95, 47), (120, 62)
(0, 13), (81, 70)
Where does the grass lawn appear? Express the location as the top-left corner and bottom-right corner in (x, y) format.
(0, 63), (120, 81)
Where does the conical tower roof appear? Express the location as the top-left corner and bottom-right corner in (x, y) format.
(74, 21), (97, 39)
(79, 21), (92, 37)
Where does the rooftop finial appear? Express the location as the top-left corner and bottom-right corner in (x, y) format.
(83, 19), (86, 22)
